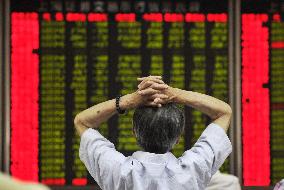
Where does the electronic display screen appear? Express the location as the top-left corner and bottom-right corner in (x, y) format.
(10, 0), (230, 186)
(241, 0), (284, 186)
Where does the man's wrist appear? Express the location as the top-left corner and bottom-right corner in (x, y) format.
(166, 87), (181, 104)
(173, 89), (197, 105)
(119, 93), (140, 110)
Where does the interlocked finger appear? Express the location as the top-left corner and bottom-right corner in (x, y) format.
(150, 93), (168, 100)
(138, 78), (165, 89)
(154, 98), (164, 104)
(145, 101), (162, 107)
(137, 76), (162, 81)
(149, 83), (168, 90)
(137, 80), (155, 90)
(138, 88), (159, 96)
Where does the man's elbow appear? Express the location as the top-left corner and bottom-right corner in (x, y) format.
(223, 104), (233, 126)
(74, 114), (88, 136)
(74, 114), (82, 128)
(224, 104), (232, 116)
(213, 104), (232, 120)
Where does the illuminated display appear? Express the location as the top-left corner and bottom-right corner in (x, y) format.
(10, 0), (230, 185)
(145, 14), (163, 77)
(150, 55), (163, 76)
(68, 13), (88, 186)
(40, 13), (66, 185)
(270, 14), (284, 184)
(242, 14), (270, 186)
(11, 12), (39, 182)
(241, 0), (284, 185)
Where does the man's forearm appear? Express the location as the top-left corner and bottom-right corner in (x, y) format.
(74, 99), (116, 136)
(172, 88), (232, 131)
(74, 93), (139, 136)
(173, 88), (231, 118)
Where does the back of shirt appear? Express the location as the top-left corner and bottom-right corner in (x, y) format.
(79, 123), (232, 190)
(113, 154), (198, 190)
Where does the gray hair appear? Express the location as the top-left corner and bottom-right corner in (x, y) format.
(133, 103), (185, 154)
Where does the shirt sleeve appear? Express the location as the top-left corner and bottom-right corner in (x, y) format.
(179, 123), (232, 186)
(79, 128), (126, 187)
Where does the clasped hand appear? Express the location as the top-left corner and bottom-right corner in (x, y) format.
(136, 76), (176, 107)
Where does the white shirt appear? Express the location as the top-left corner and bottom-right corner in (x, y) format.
(79, 123), (232, 190)
(274, 179), (284, 190)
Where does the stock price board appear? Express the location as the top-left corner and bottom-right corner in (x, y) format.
(10, 0), (230, 186)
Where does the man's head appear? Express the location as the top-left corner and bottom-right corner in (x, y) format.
(133, 103), (185, 154)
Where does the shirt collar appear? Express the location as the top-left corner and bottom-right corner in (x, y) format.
(132, 151), (176, 164)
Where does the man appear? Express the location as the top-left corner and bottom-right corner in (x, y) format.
(74, 76), (232, 190)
